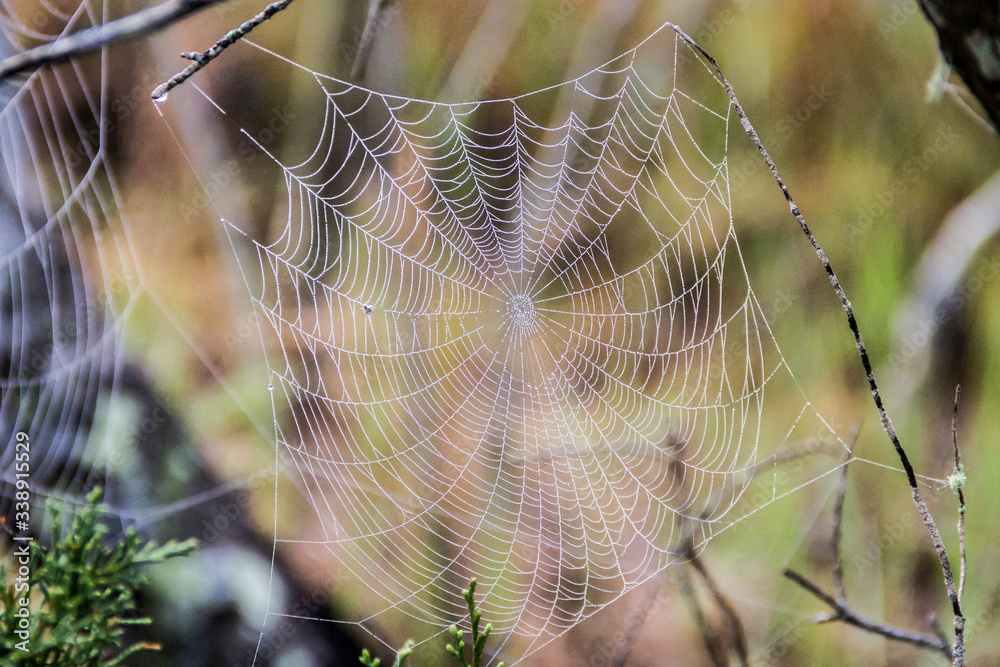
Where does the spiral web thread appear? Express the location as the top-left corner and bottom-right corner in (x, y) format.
(172, 22), (855, 664)
(0, 0), (138, 522)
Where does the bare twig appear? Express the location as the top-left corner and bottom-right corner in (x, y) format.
(679, 567), (727, 667)
(688, 553), (750, 667)
(671, 23), (966, 666)
(151, 0), (296, 101)
(0, 0), (226, 81)
(350, 0), (398, 82)
(776, 427), (953, 660)
(783, 569), (952, 658)
(831, 426), (859, 605)
(951, 386), (967, 607)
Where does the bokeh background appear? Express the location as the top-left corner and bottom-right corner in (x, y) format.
(3, 0), (999, 665)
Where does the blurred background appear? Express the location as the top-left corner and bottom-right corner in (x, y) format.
(2, 0), (999, 665)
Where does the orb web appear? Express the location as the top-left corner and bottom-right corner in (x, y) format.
(161, 22), (849, 664)
(0, 0), (137, 522)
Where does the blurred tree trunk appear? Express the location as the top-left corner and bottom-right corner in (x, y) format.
(919, 1), (1000, 131)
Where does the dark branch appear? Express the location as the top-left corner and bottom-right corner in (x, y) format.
(671, 23), (966, 665)
(783, 569), (952, 658)
(0, 0), (226, 81)
(688, 553), (749, 667)
(951, 385), (967, 663)
(952, 386), (966, 600)
(679, 567), (728, 667)
(152, 0), (296, 101)
(778, 428), (955, 661)
(917, 1), (1000, 132)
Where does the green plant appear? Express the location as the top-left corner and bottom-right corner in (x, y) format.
(359, 640), (414, 667)
(446, 579), (504, 667)
(0, 487), (196, 665)
(359, 578), (504, 667)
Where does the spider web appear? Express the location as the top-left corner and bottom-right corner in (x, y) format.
(0, 0), (250, 548)
(161, 22), (854, 665)
(0, 0), (137, 523)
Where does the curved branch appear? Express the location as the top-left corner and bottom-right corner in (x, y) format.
(151, 0), (296, 101)
(0, 0), (226, 81)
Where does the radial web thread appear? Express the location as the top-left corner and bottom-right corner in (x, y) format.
(166, 22), (858, 664)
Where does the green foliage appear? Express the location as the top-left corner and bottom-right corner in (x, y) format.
(446, 579), (503, 667)
(359, 640), (414, 667)
(0, 487), (196, 666)
(359, 578), (504, 667)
